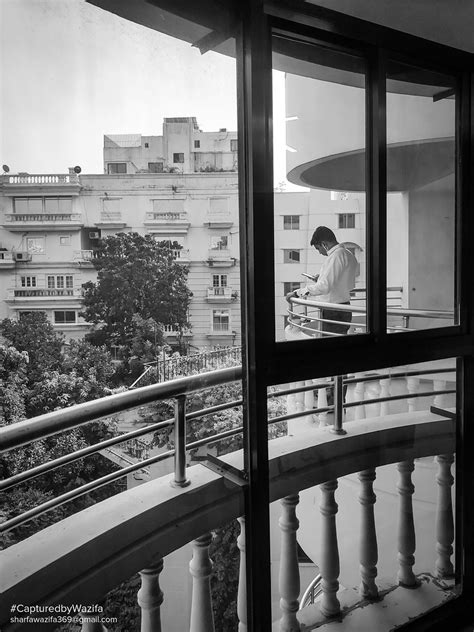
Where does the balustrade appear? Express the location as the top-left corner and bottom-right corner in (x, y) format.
(358, 469), (378, 599)
(189, 533), (215, 632)
(279, 495), (301, 631)
(319, 480), (341, 617)
(397, 460), (418, 587)
(435, 454), (455, 579)
(138, 557), (164, 632)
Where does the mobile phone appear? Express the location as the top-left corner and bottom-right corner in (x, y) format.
(301, 272), (317, 280)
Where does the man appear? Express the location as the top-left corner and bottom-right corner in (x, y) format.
(286, 226), (358, 336)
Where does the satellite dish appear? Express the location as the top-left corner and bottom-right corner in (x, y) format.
(2, 165), (10, 173)
(73, 165), (82, 174)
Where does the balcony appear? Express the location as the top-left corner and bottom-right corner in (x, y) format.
(206, 286), (237, 302)
(1, 173), (81, 197)
(203, 211), (233, 229)
(73, 250), (95, 265)
(0, 251), (15, 268)
(3, 213), (83, 232)
(95, 211), (126, 229)
(206, 248), (236, 267)
(0, 364), (457, 631)
(171, 248), (190, 262)
(144, 212), (190, 234)
(6, 288), (82, 302)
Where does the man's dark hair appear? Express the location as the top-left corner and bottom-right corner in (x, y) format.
(310, 226), (337, 246)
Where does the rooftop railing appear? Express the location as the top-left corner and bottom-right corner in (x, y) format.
(0, 362), (457, 631)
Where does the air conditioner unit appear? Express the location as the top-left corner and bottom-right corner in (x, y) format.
(13, 252), (32, 262)
(89, 232), (100, 239)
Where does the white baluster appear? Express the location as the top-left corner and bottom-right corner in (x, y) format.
(365, 380), (381, 418)
(303, 380), (315, 425)
(435, 454), (455, 578)
(406, 377), (420, 413)
(319, 481), (341, 617)
(138, 556), (164, 632)
(81, 618), (107, 632)
(379, 377), (392, 417)
(433, 379), (447, 409)
(358, 469), (379, 599)
(317, 385), (329, 427)
(279, 495), (301, 632)
(287, 382), (297, 415)
(294, 382), (305, 418)
(237, 517), (248, 632)
(397, 460), (418, 587)
(353, 374), (366, 420)
(190, 533), (215, 632)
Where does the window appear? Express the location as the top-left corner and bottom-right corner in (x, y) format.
(212, 309), (230, 332)
(210, 235), (229, 250)
(148, 162), (163, 173)
(26, 237), (45, 254)
(20, 276), (36, 288)
(213, 274), (228, 287)
(47, 275), (73, 289)
(338, 213), (356, 229)
(59, 235), (71, 246)
(283, 281), (301, 295)
(144, 142), (149, 148)
(230, 139), (238, 151)
(173, 153), (184, 163)
(283, 249), (301, 263)
(194, 140), (200, 148)
(14, 198), (71, 214)
(283, 215), (300, 230)
(54, 311), (76, 324)
(107, 163), (127, 174)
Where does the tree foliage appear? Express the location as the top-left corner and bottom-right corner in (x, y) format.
(82, 233), (192, 350)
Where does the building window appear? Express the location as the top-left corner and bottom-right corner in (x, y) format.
(338, 213), (356, 229)
(210, 235), (229, 250)
(283, 281), (301, 295)
(212, 309), (230, 332)
(230, 139), (238, 151)
(54, 311), (76, 324)
(283, 249), (301, 263)
(59, 235), (71, 246)
(213, 274), (228, 287)
(20, 276), (36, 288)
(283, 215), (300, 230)
(107, 163), (127, 174)
(26, 237), (45, 254)
(14, 198), (72, 214)
(173, 153), (184, 163)
(148, 162), (163, 173)
(194, 140), (200, 148)
(48, 275), (73, 289)
(144, 142), (149, 148)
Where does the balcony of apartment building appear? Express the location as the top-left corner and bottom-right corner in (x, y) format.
(0, 354), (459, 632)
(206, 285), (237, 302)
(94, 199), (127, 230)
(0, 250), (15, 268)
(203, 198), (234, 229)
(206, 237), (236, 267)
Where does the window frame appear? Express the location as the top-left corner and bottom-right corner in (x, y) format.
(173, 152), (185, 163)
(283, 248), (301, 263)
(53, 310), (77, 324)
(338, 212), (356, 229)
(107, 162), (127, 174)
(283, 215), (300, 230)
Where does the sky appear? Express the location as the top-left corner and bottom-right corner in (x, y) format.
(1, 0), (287, 180)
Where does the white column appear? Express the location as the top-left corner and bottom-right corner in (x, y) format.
(189, 533), (215, 632)
(406, 377), (420, 413)
(435, 454), (455, 578)
(237, 517), (248, 632)
(433, 379), (447, 409)
(319, 480), (341, 617)
(303, 380), (315, 425)
(365, 380), (381, 418)
(358, 469), (379, 599)
(287, 382), (297, 415)
(379, 377), (392, 417)
(353, 375), (366, 420)
(279, 495), (301, 632)
(397, 460), (418, 587)
(138, 557), (164, 632)
(317, 385), (329, 427)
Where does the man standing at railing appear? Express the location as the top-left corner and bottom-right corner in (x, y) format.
(286, 226), (358, 337)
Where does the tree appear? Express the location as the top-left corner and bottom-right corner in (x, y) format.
(0, 313), (63, 388)
(82, 233), (192, 353)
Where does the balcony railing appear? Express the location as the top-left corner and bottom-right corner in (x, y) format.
(144, 212), (190, 232)
(7, 288), (81, 300)
(3, 213), (83, 232)
(0, 251), (15, 267)
(287, 294), (454, 338)
(73, 249), (94, 261)
(0, 364), (457, 631)
(2, 174), (80, 185)
(206, 286), (236, 301)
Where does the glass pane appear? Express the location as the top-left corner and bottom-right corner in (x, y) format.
(273, 34), (367, 342)
(1, 4), (243, 631)
(268, 358), (457, 627)
(386, 62), (457, 331)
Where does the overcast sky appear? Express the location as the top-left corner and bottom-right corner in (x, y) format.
(0, 0), (253, 175)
